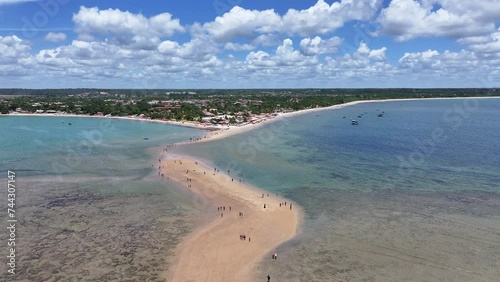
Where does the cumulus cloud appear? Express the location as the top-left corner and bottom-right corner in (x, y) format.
(300, 36), (343, 56)
(397, 49), (499, 87)
(377, 0), (500, 41)
(246, 39), (318, 68)
(73, 6), (185, 38)
(2, 1), (500, 88)
(204, 0), (382, 42)
(44, 32), (67, 42)
(458, 29), (500, 55)
(224, 43), (255, 51)
(0, 35), (31, 64)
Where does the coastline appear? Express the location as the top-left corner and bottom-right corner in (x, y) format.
(4, 96), (499, 144)
(170, 96), (500, 144)
(159, 155), (301, 282)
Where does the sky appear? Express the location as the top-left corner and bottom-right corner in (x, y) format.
(0, 0), (499, 88)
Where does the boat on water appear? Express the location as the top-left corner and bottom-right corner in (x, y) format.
(68, 123), (72, 125)
(358, 115), (362, 118)
(351, 119), (359, 125)
(378, 113), (384, 117)
(143, 137), (149, 140)
(343, 116), (346, 118)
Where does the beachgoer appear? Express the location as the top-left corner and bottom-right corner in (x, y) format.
(264, 204), (266, 209)
(267, 274), (270, 281)
(229, 207), (231, 211)
(290, 204), (292, 210)
(221, 213), (223, 218)
(248, 237), (251, 242)
(280, 203), (282, 207)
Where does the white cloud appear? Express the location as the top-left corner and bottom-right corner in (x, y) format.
(73, 6), (185, 38)
(399, 49), (441, 69)
(377, 0), (500, 41)
(246, 39), (318, 68)
(203, 6), (281, 41)
(0, 35), (30, 64)
(281, 0), (381, 37)
(224, 43), (255, 51)
(204, 0), (382, 42)
(44, 32), (67, 42)
(459, 29), (500, 55)
(397, 49), (499, 87)
(300, 36), (343, 56)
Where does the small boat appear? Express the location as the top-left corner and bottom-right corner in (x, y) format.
(358, 115), (362, 118)
(378, 113), (384, 117)
(68, 123), (72, 125)
(143, 137), (149, 140)
(351, 120), (359, 125)
(343, 116), (346, 118)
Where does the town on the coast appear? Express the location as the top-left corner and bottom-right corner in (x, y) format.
(0, 88), (496, 127)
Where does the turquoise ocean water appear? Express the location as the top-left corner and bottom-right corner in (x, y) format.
(0, 116), (206, 280)
(173, 98), (500, 281)
(1, 98), (499, 281)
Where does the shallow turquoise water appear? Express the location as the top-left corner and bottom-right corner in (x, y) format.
(0, 116), (205, 178)
(174, 98), (500, 194)
(173, 98), (500, 281)
(0, 116), (207, 280)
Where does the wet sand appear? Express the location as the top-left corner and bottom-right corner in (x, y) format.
(161, 158), (300, 282)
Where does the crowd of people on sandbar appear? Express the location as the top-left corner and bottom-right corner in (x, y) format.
(157, 156), (295, 281)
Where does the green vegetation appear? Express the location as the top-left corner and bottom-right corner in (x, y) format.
(0, 88), (497, 124)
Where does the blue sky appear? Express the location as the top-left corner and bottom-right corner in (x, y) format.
(0, 0), (499, 88)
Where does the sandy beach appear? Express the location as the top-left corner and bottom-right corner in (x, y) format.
(160, 157), (300, 282)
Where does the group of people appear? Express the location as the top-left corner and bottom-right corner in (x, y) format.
(239, 234), (250, 242)
(279, 201), (293, 210)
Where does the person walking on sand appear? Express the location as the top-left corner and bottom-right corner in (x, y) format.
(290, 204), (292, 210)
(267, 274), (270, 281)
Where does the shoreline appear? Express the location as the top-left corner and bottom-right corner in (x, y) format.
(156, 96), (500, 280)
(166, 96), (500, 144)
(159, 154), (301, 282)
(4, 97), (499, 143)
